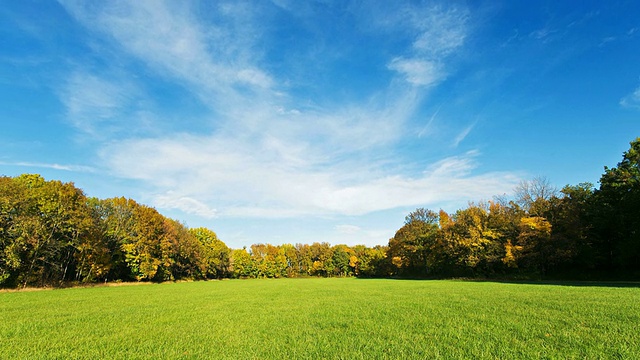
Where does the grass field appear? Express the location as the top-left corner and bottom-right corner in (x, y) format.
(1, 278), (639, 359)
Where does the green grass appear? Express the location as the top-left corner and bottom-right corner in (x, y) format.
(1, 278), (639, 359)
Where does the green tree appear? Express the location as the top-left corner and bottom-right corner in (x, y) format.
(331, 244), (355, 276)
(163, 219), (203, 280)
(17, 175), (98, 286)
(91, 197), (139, 280)
(190, 227), (230, 279)
(353, 245), (388, 277)
(387, 208), (439, 276)
(543, 183), (595, 275)
(593, 138), (640, 274)
(309, 242), (333, 277)
(0, 176), (27, 286)
(0, 175), (106, 287)
(295, 243), (314, 276)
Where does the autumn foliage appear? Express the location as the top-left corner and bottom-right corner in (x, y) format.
(1, 138), (639, 287)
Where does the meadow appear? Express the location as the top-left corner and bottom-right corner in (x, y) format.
(1, 278), (638, 359)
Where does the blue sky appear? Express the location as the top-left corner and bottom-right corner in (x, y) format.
(1, 1), (639, 248)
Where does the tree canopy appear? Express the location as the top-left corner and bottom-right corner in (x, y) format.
(1, 138), (639, 287)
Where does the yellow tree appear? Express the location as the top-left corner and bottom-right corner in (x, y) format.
(295, 243), (313, 275)
(280, 243), (299, 277)
(517, 216), (552, 276)
(189, 227), (230, 279)
(486, 201), (524, 270)
(309, 242), (333, 276)
(6, 175), (98, 287)
(439, 204), (505, 276)
(230, 248), (253, 278)
(120, 204), (165, 281)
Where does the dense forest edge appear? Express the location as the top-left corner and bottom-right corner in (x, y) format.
(1, 138), (639, 288)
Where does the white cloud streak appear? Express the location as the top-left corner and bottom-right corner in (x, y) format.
(620, 86), (640, 109)
(388, 58), (443, 87)
(383, 4), (468, 87)
(154, 192), (218, 219)
(60, 0), (273, 113)
(452, 122), (475, 147)
(60, 71), (139, 135)
(102, 134), (519, 218)
(56, 1), (520, 223)
(0, 161), (96, 173)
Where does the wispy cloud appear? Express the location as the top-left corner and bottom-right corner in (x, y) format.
(154, 192), (218, 219)
(410, 6), (468, 57)
(335, 224), (362, 235)
(102, 134), (519, 218)
(530, 27), (557, 42)
(60, 71), (139, 135)
(0, 161), (96, 173)
(598, 36), (617, 47)
(383, 4), (468, 88)
(56, 1), (519, 222)
(620, 86), (640, 109)
(388, 58), (443, 87)
(452, 122), (475, 148)
(59, 0), (274, 113)
(417, 108), (440, 138)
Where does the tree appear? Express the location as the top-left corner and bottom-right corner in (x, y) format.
(280, 243), (299, 277)
(514, 176), (557, 216)
(74, 197), (112, 283)
(353, 245), (388, 277)
(387, 208), (439, 276)
(486, 201), (524, 270)
(265, 244), (288, 278)
(517, 216), (552, 276)
(295, 243), (313, 276)
(439, 204), (505, 276)
(163, 219), (202, 280)
(543, 183), (595, 274)
(405, 208), (439, 225)
(0, 175), (109, 287)
(331, 244), (355, 276)
(92, 197), (139, 281)
(119, 204), (166, 281)
(309, 242), (333, 277)
(0, 176), (27, 286)
(593, 137), (640, 273)
(1, 174), (230, 287)
(190, 227), (229, 279)
(15, 175), (99, 286)
(230, 248), (253, 278)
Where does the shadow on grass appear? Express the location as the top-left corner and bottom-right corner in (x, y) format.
(468, 279), (640, 288)
(355, 277), (640, 288)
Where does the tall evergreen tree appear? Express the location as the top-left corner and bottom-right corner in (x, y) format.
(593, 138), (640, 274)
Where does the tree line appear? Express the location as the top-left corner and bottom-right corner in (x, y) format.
(387, 138), (640, 279)
(1, 138), (638, 287)
(0, 173), (388, 288)
(0, 175), (231, 287)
